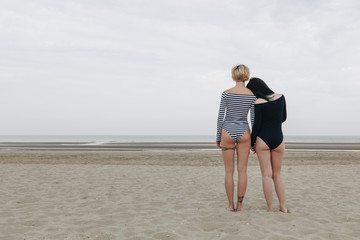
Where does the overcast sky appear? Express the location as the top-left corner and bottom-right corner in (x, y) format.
(1, 0), (359, 136)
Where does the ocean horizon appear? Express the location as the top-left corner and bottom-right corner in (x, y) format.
(0, 135), (360, 144)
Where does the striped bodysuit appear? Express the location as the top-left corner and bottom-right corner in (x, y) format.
(217, 92), (256, 143)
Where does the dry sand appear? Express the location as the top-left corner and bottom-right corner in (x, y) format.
(0, 150), (359, 240)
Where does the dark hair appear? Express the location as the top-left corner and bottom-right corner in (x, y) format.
(246, 77), (275, 102)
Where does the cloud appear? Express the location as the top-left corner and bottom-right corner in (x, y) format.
(1, 0), (360, 135)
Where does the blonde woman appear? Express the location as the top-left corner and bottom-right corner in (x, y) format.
(216, 64), (256, 211)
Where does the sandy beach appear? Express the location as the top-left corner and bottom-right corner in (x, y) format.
(0, 150), (360, 240)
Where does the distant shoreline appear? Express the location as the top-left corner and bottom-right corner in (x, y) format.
(1, 141), (360, 151)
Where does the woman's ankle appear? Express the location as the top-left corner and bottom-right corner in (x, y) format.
(280, 204), (287, 213)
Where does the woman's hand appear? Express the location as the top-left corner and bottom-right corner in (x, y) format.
(250, 146), (256, 153)
(216, 141), (221, 148)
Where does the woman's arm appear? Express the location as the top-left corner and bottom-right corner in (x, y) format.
(251, 104), (262, 147)
(250, 100), (255, 130)
(216, 92), (226, 142)
(282, 95), (287, 122)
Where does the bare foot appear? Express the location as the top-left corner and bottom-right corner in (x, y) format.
(226, 204), (235, 212)
(237, 196), (244, 211)
(280, 205), (288, 213)
(236, 202), (243, 211)
(267, 207), (274, 212)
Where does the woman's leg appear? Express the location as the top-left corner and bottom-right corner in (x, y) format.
(221, 129), (236, 211)
(271, 142), (287, 213)
(235, 129), (251, 211)
(255, 138), (273, 211)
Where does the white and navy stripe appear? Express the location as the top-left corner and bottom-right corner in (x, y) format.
(217, 92), (256, 142)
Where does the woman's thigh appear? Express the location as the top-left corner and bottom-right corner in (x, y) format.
(221, 129), (236, 170)
(221, 129), (235, 148)
(271, 141), (285, 174)
(236, 129), (251, 171)
(255, 137), (272, 177)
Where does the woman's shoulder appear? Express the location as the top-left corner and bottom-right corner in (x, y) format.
(255, 93), (284, 104)
(274, 93), (284, 99)
(273, 93), (285, 102)
(224, 88), (254, 96)
(254, 98), (268, 104)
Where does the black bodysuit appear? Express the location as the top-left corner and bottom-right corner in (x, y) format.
(251, 95), (287, 150)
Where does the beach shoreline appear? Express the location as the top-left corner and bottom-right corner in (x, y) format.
(1, 141), (360, 151)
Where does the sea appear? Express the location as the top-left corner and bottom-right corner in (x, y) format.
(0, 135), (359, 144)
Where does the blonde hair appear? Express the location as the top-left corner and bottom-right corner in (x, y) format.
(231, 64), (250, 82)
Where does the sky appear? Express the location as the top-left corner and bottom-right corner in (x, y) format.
(1, 0), (360, 136)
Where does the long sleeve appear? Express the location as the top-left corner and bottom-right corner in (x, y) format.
(250, 101), (255, 130)
(282, 95), (287, 122)
(251, 104), (262, 147)
(216, 92), (226, 141)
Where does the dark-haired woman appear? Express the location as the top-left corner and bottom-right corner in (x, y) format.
(246, 77), (288, 213)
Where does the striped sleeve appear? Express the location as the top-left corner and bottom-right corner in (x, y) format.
(216, 92), (226, 141)
(250, 100), (255, 130)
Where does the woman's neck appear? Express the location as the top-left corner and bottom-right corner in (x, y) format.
(235, 82), (245, 87)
